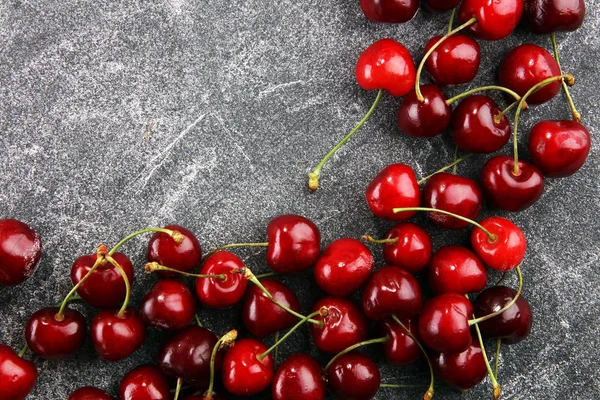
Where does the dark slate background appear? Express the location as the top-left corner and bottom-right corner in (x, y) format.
(1, 1), (599, 399)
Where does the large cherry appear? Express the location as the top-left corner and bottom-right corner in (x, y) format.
(195, 251), (248, 308)
(0, 344), (38, 400)
(314, 238), (374, 297)
(272, 353), (326, 400)
(471, 216), (526, 271)
(25, 307), (86, 359)
(0, 218), (42, 286)
(419, 293), (473, 353)
(69, 387), (115, 400)
(222, 338), (274, 396)
(378, 318), (421, 365)
(266, 214), (321, 273)
(525, 0), (586, 33)
(359, 0), (419, 23)
(327, 352), (380, 400)
(310, 297), (368, 354)
(366, 164), (420, 220)
(397, 85), (451, 138)
(356, 38), (416, 97)
(432, 343), (487, 390)
(425, 35), (481, 86)
(458, 0), (524, 40)
(90, 307), (146, 361)
(428, 246), (487, 295)
(118, 364), (171, 400)
(424, 0), (461, 12)
(139, 278), (196, 331)
(147, 224), (202, 277)
(374, 222), (431, 272)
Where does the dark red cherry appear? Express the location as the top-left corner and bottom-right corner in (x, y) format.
(458, 0), (524, 40)
(222, 338), (274, 396)
(432, 343), (487, 390)
(450, 95), (511, 153)
(0, 218), (42, 286)
(378, 318), (421, 365)
(525, 0), (586, 33)
(195, 251), (248, 308)
(381, 223), (432, 273)
(419, 293), (473, 353)
(147, 224), (202, 277)
(90, 308), (146, 361)
(423, 0), (461, 12)
(425, 35), (481, 86)
(0, 344), (38, 400)
(327, 352), (380, 400)
(314, 238), (374, 297)
(272, 353), (326, 400)
(471, 216), (526, 272)
(355, 38), (416, 97)
(428, 246), (487, 295)
(528, 120), (591, 177)
(422, 172), (484, 229)
(69, 387), (115, 400)
(242, 278), (300, 337)
(359, 0), (419, 23)
(361, 266), (422, 321)
(119, 364), (170, 400)
(397, 85), (451, 137)
(266, 214), (321, 273)
(140, 278), (196, 331)
(498, 44), (561, 104)
(25, 307), (86, 359)
(71, 252), (134, 308)
(366, 164), (420, 220)
(473, 286), (533, 344)
(311, 297), (368, 354)
(481, 155), (545, 212)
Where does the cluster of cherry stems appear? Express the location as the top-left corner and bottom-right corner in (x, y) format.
(0, 0), (591, 399)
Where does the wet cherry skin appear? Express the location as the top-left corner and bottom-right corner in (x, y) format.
(359, 0), (419, 23)
(326, 352), (380, 400)
(471, 216), (526, 272)
(397, 85), (451, 138)
(90, 308), (146, 362)
(0, 218), (42, 286)
(381, 222), (432, 273)
(272, 353), (326, 400)
(25, 307), (86, 359)
(0, 344), (38, 400)
(147, 224), (202, 277)
(524, 0), (586, 33)
(424, 0), (461, 12)
(310, 297), (368, 354)
(432, 343), (487, 390)
(458, 0), (524, 40)
(428, 246), (487, 295)
(378, 318), (421, 365)
(118, 364), (171, 400)
(418, 293), (473, 353)
(195, 251), (248, 308)
(425, 35), (481, 86)
(366, 164), (420, 220)
(266, 214), (321, 274)
(222, 338), (274, 396)
(68, 387), (115, 400)
(139, 278), (196, 331)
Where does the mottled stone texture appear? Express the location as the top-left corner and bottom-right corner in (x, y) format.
(1, 0), (599, 399)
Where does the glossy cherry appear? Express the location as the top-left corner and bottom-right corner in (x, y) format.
(0, 218), (42, 286)
(25, 307), (86, 359)
(119, 364), (171, 400)
(424, 0), (461, 12)
(378, 318), (421, 365)
(0, 344), (37, 400)
(397, 85), (451, 137)
(380, 222), (432, 272)
(327, 352), (380, 400)
(472, 216), (526, 271)
(428, 246), (487, 295)
(458, 0), (524, 40)
(272, 353), (326, 400)
(366, 164), (420, 220)
(525, 0), (586, 33)
(450, 94), (511, 153)
(356, 38), (416, 97)
(222, 338), (274, 396)
(528, 120), (591, 177)
(311, 297), (368, 354)
(419, 293), (473, 353)
(90, 307), (146, 361)
(69, 387), (115, 400)
(266, 214), (321, 273)
(425, 35), (480, 86)
(359, 0), (419, 23)
(139, 278), (196, 331)
(147, 224), (201, 277)
(195, 251), (248, 308)
(314, 238), (374, 297)
(432, 343), (487, 390)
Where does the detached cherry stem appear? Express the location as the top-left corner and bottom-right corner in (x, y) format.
(417, 153), (473, 185)
(468, 266), (523, 326)
(109, 227), (184, 255)
(323, 336), (390, 373)
(308, 89), (383, 192)
(551, 33), (581, 122)
(206, 330), (238, 398)
(106, 254), (131, 318)
(144, 262), (227, 281)
(446, 85), (525, 106)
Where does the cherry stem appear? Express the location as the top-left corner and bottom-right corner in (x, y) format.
(255, 272), (277, 280)
(452, 146), (459, 175)
(468, 266), (522, 326)
(380, 383), (429, 389)
(109, 228), (184, 256)
(206, 330), (238, 396)
(18, 344), (28, 358)
(494, 338), (502, 378)
(195, 314), (203, 327)
(415, 17), (477, 102)
(273, 330), (280, 365)
(173, 378), (182, 400)
(144, 262), (227, 281)
(308, 89), (383, 192)
(551, 32), (581, 122)
(204, 242), (269, 260)
(447, 7), (456, 34)
(495, 272), (508, 286)
(493, 99), (520, 124)
(469, 296), (500, 399)
(361, 235), (398, 245)
(106, 255), (131, 318)
(445, 85), (524, 106)
(392, 314), (435, 400)
(323, 336), (389, 372)
(392, 207), (496, 241)
(417, 153), (473, 185)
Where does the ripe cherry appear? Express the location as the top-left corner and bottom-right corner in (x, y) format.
(378, 318), (421, 365)
(524, 0), (586, 33)
(119, 364), (171, 400)
(90, 307), (146, 361)
(266, 214), (321, 273)
(359, 0), (419, 23)
(397, 85), (451, 138)
(272, 353), (326, 400)
(471, 216), (526, 271)
(424, 0), (461, 12)
(432, 343), (487, 390)
(425, 35), (481, 86)
(195, 251), (247, 308)
(69, 387), (115, 400)
(0, 218), (42, 286)
(25, 307), (86, 359)
(140, 278), (196, 331)
(428, 246), (487, 295)
(311, 297), (368, 354)
(419, 293), (473, 353)
(0, 344), (38, 400)
(326, 352), (380, 400)
(366, 164), (420, 220)
(147, 224), (202, 277)
(458, 0), (524, 40)
(222, 338), (274, 396)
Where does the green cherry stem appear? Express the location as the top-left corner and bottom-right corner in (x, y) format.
(471, 302), (501, 399)
(494, 338), (502, 378)
(551, 33), (581, 122)
(445, 85), (524, 105)
(323, 336), (390, 372)
(206, 330), (238, 398)
(203, 242), (269, 260)
(380, 383), (429, 389)
(255, 271), (277, 280)
(308, 89), (383, 192)
(417, 153), (473, 185)
(447, 7), (456, 34)
(273, 330), (280, 365)
(109, 227), (184, 256)
(195, 314), (203, 327)
(495, 272), (508, 286)
(361, 235), (398, 245)
(468, 266), (522, 326)
(106, 255), (131, 318)
(173, 378), (182, 400)
(144, 262), (227, 281)
(452, 146), (459, 175)
(18, 344), (29, 358)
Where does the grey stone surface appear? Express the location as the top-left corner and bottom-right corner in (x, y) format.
(1, 0), (599, 399)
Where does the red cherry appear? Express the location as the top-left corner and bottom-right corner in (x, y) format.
(90, 307), (146, 361)
(524, 0), (586, 33)
(147, 224), (202, 277)
(378, 318), (421, 365)
(498, 44), (561, 104)
(266, 214), (321, 273)
(366, 164), (420, 220)
(272, 353), (326, 400)
(424, 35), (481, 86)
(69, 387), (115, 400)
(242, 278), (300, 337)
(458, 0), (524, 40)
(432, 343), (487, 390)
(326, 352), (380, 400)
(311, 297), (368, 354)
(428, 246), (487, 295)
(361, 266), (422, 321)
(355, 39), (416, 97)
(119, 364), (171, 400)
(375, 223), (431, 273)
(450, 95), (511, 153)
(528, 120), (591, 177)
(222, 338), (274, 396)
(0, 344), (38, 400)
(140, 278), (196, 331)
(195, 251), (248, 308)
(419, 293), (473, 353)
(471, 216), (526, 271)
(359, 0), (419, 23)
(71, 252), (134, 308)
(314, 238), (374, 297)
(397, 85), (451, 138)
(0, 218), (42, 286)
(25, 307), (86, 359)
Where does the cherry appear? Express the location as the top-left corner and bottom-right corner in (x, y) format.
(195, 251), (247, 308)
(310, 297), (368, 354)
(450, 94), (511, 153)
(272, 353), (326, 400)
(0, 344), (37, 400)
(242, 278), (300, 337)
(0, 218), (42, 286)
(314, 238), (374, 297)
(359, 0), (419, 23)
(458, 0), (524, 40)
(423, 0), (461, 12)
(90, 307), (146, 361)
(471, 216), (526, 271)
(147, 224), (202, 277)
(266, 214), (321, 273)
(367, 222), (431, 272)
(69, 387), (115, 400)
(222, 338), (274, 396)
(366, 164), (420, 220)
(355, 38), (416, 97)
(326, 352), (380, 400)
(524, 0), (586, 33)
(397, 85), (451, 138)
(361, 266), (422, 321)
(119, 364), (171, 400)
(499, 44), (561, 104)
(419, 293), (473, 353)
(432, 343), (487, 390)
(424, 35), (481, 86)
(428, 246), (487, 295)
(25, 307), (86, 359)
(378, 318), (421, 365)
(139, 278), (196, 331)
(528, 120), (591, 177)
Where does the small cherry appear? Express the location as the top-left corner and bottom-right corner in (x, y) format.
(310, 297), (368, 354)
(0, 218), (42, 286)
(69, 387), (115, 400)
(419, 293), (474, 353)
(359, 0), (419, 23)
(378, 318), (421, 365)
(432, 343), (487, 390)
(272, 353), (326, 400)
(139, 278), (196, 331)
(428, 246), (487, 295)
(266, 214), (321, 273)
(147, 224), (201, 277)
(222, 338), (274, 396)
(366, 164), (420, 220)
(0, 344), (37, 400)
(326, 352), (381, 400)
(397, 84), (451, 138)
(191, 252), (247, 308)
(524, 0), (586, 33)
(25, 307), (86, 359)
(458, 0), (524, 40)
(119, 364), (171, 400)
(425, 35), (481, 86)
(423, 0), (461, 12)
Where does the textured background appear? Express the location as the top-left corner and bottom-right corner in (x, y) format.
(1, 0), (599, 399)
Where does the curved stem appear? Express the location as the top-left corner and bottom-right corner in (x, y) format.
(56, 254), (105, 320)
(206, 330), (238, 396)
(105, 255), (131, 318)
(494, 338), (502, 378)
(551, 33), (580, 122)
(469, 266), (522, 326)
(204, 242), (269, 260)
(380, 383), (429, 389)
(173, 378), (182, 400)
(473, 310), (500, 399)
(308, 89), (383, 191)
(452, 146), (459, 175)
(18, 344), (28, 358)
(109, 227), (183, 255)
(255, 272), (277, 280)
(447, 8), (456, 34)
(493, 99), (521, 124)
(144, 262), (227, 281)
(323, 336), (389, 372)
(415, 17), (477, 101)
(361, 235), (398, 245)
(495, 272), (508, 286)
(446, 85), (523, 105)
(195, 314), (203, 327)
(417, 153), (473, 185)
